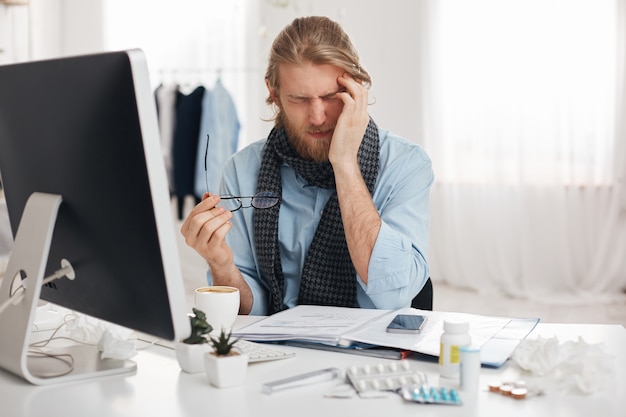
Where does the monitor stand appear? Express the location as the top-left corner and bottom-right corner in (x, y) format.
(0, 192), (136, 385)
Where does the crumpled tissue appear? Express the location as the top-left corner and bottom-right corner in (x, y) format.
(512, 336), (613, 395)
(64, 312), (138, 360)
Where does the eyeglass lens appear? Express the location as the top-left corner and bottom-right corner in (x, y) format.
(220, 191), (280, 212)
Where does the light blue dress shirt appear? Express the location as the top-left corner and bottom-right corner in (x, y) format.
(207, 127), (434, 315)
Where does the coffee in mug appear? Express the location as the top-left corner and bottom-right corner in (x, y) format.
(194, 286), (240, 334)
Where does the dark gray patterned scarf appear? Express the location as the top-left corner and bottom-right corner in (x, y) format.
(255, 118), (380, 314)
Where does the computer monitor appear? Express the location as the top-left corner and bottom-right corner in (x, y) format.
(0, 50), (190, 385)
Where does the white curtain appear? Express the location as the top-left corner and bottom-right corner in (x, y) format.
(423, 0), (626, 303)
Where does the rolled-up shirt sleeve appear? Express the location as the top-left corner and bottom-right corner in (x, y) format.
(356, 133), (433, 309)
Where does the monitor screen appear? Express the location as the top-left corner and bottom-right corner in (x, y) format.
(0, 50), (190, 363)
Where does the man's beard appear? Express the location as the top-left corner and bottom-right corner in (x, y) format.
(278, 111), (333, 163)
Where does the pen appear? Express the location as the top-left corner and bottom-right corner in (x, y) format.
(262, 367), (342, 394)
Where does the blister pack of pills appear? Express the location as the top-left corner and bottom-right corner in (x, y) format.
(346, 361), (425, 393)
(399, 384), (463, 405)
(345, 361), (463, 405)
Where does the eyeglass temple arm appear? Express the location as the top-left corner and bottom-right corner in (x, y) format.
(204, 134), (210, 171)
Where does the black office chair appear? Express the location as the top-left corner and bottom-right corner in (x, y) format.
(411, 277), (433, 310)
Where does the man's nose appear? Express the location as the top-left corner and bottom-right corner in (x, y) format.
(308, 99), (326, 125)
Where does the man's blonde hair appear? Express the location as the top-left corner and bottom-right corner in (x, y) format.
(265, 16), (371, 123)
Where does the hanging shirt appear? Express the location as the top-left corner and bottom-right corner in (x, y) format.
(194, 79), (240, 198)
(155, 83), (178, 193)
(172, 86), (205, 219)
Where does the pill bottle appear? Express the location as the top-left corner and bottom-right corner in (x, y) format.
(439, 320), (470, 379)
(459, 345), (481, 394)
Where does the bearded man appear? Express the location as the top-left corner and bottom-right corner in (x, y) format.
(181, 16), (433, 315)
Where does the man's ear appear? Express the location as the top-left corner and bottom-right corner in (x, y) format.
(266, 79), (280, 106)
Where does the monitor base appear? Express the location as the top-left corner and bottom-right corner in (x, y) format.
(26, 343), (136, 383)
(0, 193), (136, 385)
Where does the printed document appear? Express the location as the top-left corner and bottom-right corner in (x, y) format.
(233, 305), (539, 367)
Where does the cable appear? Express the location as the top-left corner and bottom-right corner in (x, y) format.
(0, 259), (75, 315)
(26, 350), (74, 378)
(28, 313), (93, 349)
(134, 337), (163, 351)
(27, 313), (92, 379)
(41, 259), (75, 285)
(0, 283), (24, 315)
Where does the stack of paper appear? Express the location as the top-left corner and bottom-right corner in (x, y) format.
(232, 305), (539, 367)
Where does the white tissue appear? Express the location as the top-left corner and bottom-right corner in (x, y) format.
(512, 336), (613, 394)
(65, 313), (138, 360)
(512, 336), (560, 376)
(98, 329), (138, 360)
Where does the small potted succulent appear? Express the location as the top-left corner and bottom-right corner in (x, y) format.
(203, 329), (248, 388)
(174, 308), (213, 374)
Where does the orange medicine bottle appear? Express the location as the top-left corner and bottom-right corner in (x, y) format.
(439, 320), (471, 379)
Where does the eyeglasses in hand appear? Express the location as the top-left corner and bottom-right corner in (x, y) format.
(219, 191), (280, 212)
(204, 134), (280, 212)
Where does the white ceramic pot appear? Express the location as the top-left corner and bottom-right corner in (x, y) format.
(174, 342), (211, 374)
(204, 351), (249, 388)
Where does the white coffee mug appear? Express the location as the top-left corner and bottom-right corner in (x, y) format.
(194, 286), (240, 334)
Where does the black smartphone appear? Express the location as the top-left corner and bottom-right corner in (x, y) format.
(385, 314), (427, 334)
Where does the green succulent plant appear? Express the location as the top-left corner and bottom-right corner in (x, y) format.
(182, 308), (213, 344)
(209, 329), (239, 356)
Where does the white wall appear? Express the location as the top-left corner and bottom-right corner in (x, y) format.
(32, 0), (104, 58)
(0, 2), (29, 64)
(1, 0), (428, 148)
(0, 0), (105, 63)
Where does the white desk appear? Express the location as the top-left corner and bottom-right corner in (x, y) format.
(1, 319), (624, 417)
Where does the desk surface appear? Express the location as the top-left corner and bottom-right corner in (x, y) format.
(1, 319), (624, 417)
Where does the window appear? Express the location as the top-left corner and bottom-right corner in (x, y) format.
(425, 0), (618, 186)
